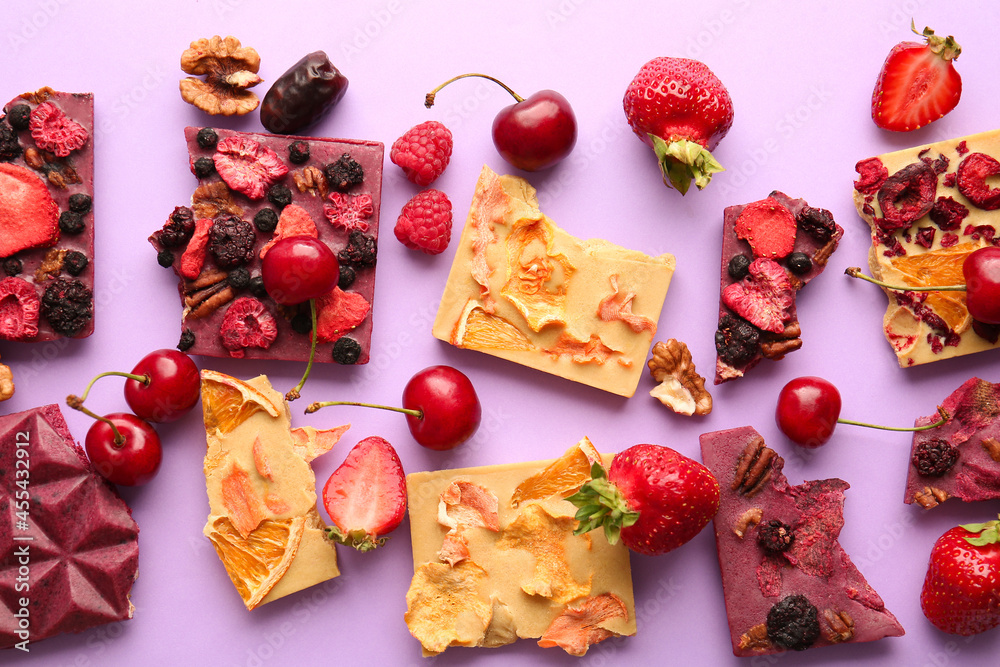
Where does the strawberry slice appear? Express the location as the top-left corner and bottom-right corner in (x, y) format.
(734, 197), (797, 260)
(0, 163), (60, 257)
(321, 436), (406, 552)
(872, 23), (962, 132)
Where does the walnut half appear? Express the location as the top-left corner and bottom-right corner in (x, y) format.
(647, 340), (712, 416)
(180, 35), (262, 116)
(0, 357), (14, 402)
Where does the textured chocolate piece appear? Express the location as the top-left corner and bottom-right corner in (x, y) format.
(0, 404), (139, 649)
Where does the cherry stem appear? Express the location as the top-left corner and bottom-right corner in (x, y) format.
(65, 400), (125, 446)
(837, 407), (950, 432)
(425, 73), (523, 108)
(286, 298), (318, 402)
(70, 370), (150, 406)
(305, 400), (422, 420)
(845, 267), (965, 293)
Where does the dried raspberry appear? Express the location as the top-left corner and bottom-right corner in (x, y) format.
(964, 224), (997, 243)
(3, 258), (23, 276)
(179, 218), (213, 279)
(957, 152), (1000, 210)
(877, 162), (937, 231)
(219, 297), (277, 358)
(41, 277), (92, 337)
(209, 215), (255, 268)
(919, 150), (949, 174)
(196, 127), (219, 148)
(267, 183), (292, 209)
(854, 157), (888, 195)
(157, 206), (196, 248)
(795, 206), (836, 244)
(390, 120), (453, 186)
(29, 102), (89, 157)
(722, 258), (794, 334)
(0, 276), (40, 340)
(715, 314), (761, 366)
(64, 251), (89, 276)
(734, 197), (796, 260)
(68, 193), (92, 213)
(177, 328), (196, 352)
(766, 595), (819, 651)
(316, 287), (370, 343)
(258, 204), (318, 259)
(332, 337), (362, 364)
(254, 207), (279, 233)
(957, 141), (969, 155)
(0, 124), (22, 162)
(928, 196), (969, 231)
(323, 192), (374, 233)
(338, 230), (377, 267)
(192, 156), (215, 178)
(394, 189), (452, 255)
(323, 154), (364, 192)
(757, 519), (794, 555)
(912, 438), (959, 477)
(0, 163), (60, 257)
(943, 172), (957, 187)
(213, 135), (288, 200)
(914, 227), (936, 249)
(288, 140), (310, 164)
(5, 104), (31, 131)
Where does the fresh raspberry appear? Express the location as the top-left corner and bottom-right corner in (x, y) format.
(219, 297), (277, 358)
(259, 204), (318, 258)
(41, 277), (92, 337)
(928, 196), (969, 231)
(0, 163), (60, 257)
(734, 197), (796, 260)
(394, 189), (452, 255)
(29, 102), (89, 157)
(324, 192), (374, 233)
(854, 157), (888, 195)
(957, 152), (1000, 211)
(213, 135), (288, 200)
(390, 121), (453, 186)
(0, 277), (40, 341)
(179, 218), (214, 279)
(316, 287), (370, 343)
(209, 215), (256, 268)
(721, 258), (795, 334)
(877, 162), (937, 231)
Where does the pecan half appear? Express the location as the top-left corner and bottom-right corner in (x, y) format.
(913, 485), (951, 509)
(820, 609), (855, 643)
(647, 339), (712, 416)
(737, 623), (771, 652)
(192, 181), (244, 220)
(733, 507), (763, 539)
(293, 166), (329, 199)
(183, 269), (235, 319)
(760, 322), (802, 360)
(732, 435), (777, 497)
(982, 437), (1000, 463)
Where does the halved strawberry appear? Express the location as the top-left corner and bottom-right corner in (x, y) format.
(0, 163), (60, 257)
(322, 436), (406, 552)
(872, 23), (962, 132)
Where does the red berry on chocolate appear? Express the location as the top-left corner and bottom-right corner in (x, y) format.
(219, 296), (277, 358)
(734, 197), (797, 260)
(722, 258), (795, 333)
(877, 162), (937, 231)
(323, 192), (374, 233)
(390, 121), (454, 186)
(957, 152), (1000, 210)
(261, 236), (339, 305)
(209, 215), (256, 268)
(85, 413), (162, 486)
(29, 101), (89, 157)
(912, 438), (960, 476)
(775, 376), (842, 448)
(124, 349), (200, 423)
(0, 163), (60, 257)
(394, 189), (453, 255)
(796, 206), (838, 244)
(213, 135), (288, 200)
(0, 276), (40, 341)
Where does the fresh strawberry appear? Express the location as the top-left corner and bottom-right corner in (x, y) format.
(921, 517), (1000, 636)
(568, 444), (719, 556)
(394, 189), (453, 255)
(322, 436), (406, 552)
(390, 120), (453, 186)
(872, 22), (962, 132)
(623, 57), (734, 194)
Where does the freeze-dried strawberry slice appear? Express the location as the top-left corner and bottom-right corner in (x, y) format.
(180, 218), (214, 279)
(219, 296), (277, 358)
(722, 258), (794, 333)
(324, 192), (374, 233)
(213, 135), (288, 200)
(0, 163), (60, 257)
(0, 277), (40, 340)
(734, 197), (797, 260)
(259, 204), (318, 259)
(316, 287), (370, 342)
(29, 102), (89, 157)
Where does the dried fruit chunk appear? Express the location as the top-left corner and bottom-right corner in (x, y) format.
(405, 561), (493, 655)
(877, 162), (937, 230)
(260, 51), (349, 134)
(722, 258), (794, 333)
(929, 196), (969, 230)
(0, 276), (40, 340)
(180, 35), (263, 116)
(180, 217), (214, 279)
(209, 215), (255, 268)
(511, 437), (601, 508)
(0, 358), (12, 401)
(29, 102), (89, 157)
(957, 152), (1000, 210)
(854, 157), (889, 195)
(323, 192), (374, 233)
(735, 197), (797, 259)
(259, 204), (318, 259)
(0, 163), (60, 257)
(451, 300), (534, 351)
(40, 277), (92, 337)
(889, 241), (978, 332)
(315, 287), (370, 342)
(200, 369), (281, 435)
(537, 593), (629, 656)
(214, 135), (288, 200)
(597, 275), (657, 334)
(219, 296), (278, 358)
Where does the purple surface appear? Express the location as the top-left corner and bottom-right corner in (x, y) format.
(2, 1), (1000, 663)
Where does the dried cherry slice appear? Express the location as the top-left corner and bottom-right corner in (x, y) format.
(876, 162), (937, 231)
(957, 152), (1000, 210)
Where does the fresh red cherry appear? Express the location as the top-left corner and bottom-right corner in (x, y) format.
(775, 376), (842, 447)
(262, 235), (340, 305)
(306, 364), (482, 450)
(85, 413), (162, 486)
(123, 349), (200, 423)
(425, 73), (577, 171)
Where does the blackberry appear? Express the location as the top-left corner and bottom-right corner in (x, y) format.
(209, 215), (256, 268)
(796, 206), (836, 244)
(177, 328), (196, 352)
(59, 211), (85, 235)
(290, 311), (312, 334)
(324, 153), (364, 192)
(193, 156), (215, 178)
(6, 104), (31, 131)
(196, 127), (219, 148)
(159, 207), (196, 247)
(227, 267), (251, 290)
(786, 252), (812, 275)
(68, 193), (92, 213)
(157, 249), (175, 268)
(332, 337), (362, 364)
(41, 277), (93, 337)
(912, 438), (959, 477)
(715, 314), (761, 366)
(288, 140), (310, 164)
(253, 208), (279, 233)
(766, 595), (819, 651)
(757, 520), (794, 555)
(267, 183), (292, 209)
(3, 258), (23, 276)
(0, 124), (22, 162)
(248, 275), (267, 298)
(338, 230), (377, 267)
(63, 251), (89, 276)
(337, 264), (356, 290)
(727, 254), (751, 281)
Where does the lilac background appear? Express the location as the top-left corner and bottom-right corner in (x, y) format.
(2, 0), (999, 664)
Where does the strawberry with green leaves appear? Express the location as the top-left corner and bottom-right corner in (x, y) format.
(623, 57), (734, 195)
(920, 516), (1000, 636)
(568, 444), (719, 556)
(871, 22), (962, 132)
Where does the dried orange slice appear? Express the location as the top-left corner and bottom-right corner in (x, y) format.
(890, 242), (978, 332)
(500, 218), (575, 332)
(205, 515), (304, 610)
(511, 437), (601, 508)
(201, 370), (281, 435)
(452, 299), (534, 351)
